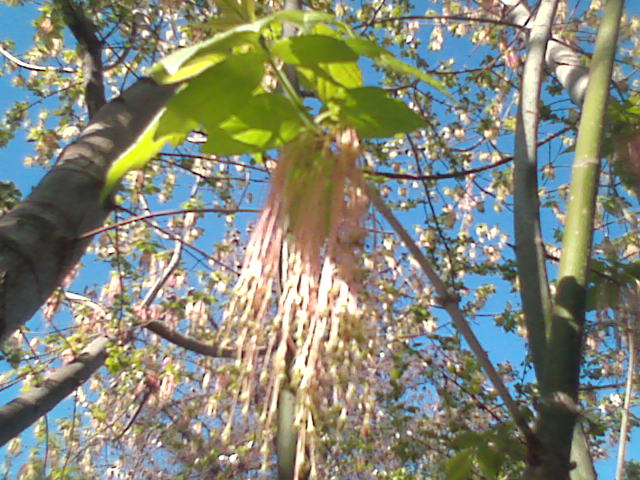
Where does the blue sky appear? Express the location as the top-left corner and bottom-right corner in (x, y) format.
(1, 1), (640, 478)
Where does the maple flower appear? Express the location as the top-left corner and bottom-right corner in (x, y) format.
(216, 129), (375, 477)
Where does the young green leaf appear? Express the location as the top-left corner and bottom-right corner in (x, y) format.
(445, 450), (474, 480)
(150, 30), (261, 84)
(150, 8), (346, 85)
(201, 93), (304, 155)
(345, 37), (451, 98)
(100, 109), (185, 202)
(336, 86), (425, 138)
(271, 10), (349, 34)
(271, 35), (358, 66)
(155, 51), (266, 139)
(476, 443), (504, 478)
(208, 0), (256, 30)
(296, 62), (362, 103)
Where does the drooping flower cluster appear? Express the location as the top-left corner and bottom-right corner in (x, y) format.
(216, 129), (375, 477)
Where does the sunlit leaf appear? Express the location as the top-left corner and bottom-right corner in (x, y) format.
(297, 62), (362, 102)
(101, 109), (185, 201)
(453, 431), (483, 449)
(345, 37), (451, 98)
(271, 35), (358, 66)
(150, 31), (261, 83)
(208, 0), (256, 30)
(271, 10), (349, 34)
(336, 86), (425, 138)
(476, 444), (504, 478)
(202, 93), (304, 155)
(156, 52), (266, 138)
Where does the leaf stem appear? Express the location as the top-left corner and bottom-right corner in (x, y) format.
(262, 46), (319, 132)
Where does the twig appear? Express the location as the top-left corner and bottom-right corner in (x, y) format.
(366, 183), (535, 442)
(615, 305), (637, 480)
(366, 156), (512, 181)
(56, 0), (106, 118)
(0, 45), (75, 73)
(144, 321), (235, 358)
(77, 207), (259, 240)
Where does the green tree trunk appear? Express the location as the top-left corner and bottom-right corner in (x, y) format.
(525, 1), (624, 478)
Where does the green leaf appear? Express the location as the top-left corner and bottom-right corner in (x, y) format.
(286, 35), (363, 103)
(297, 62), (362, 102)
(208, 0), (256, 30)
(202, 93), (304, 155)
(621, 261), (640, 281)
(336, 86), (425, 138)
(271, 35), (358, 66)
(345, 37), (451, 98)
(101, 109), (185, 202)
(156, 51), (266, 138)
(150, 30), (261, 83)
(271, 10), (350, 34)
(445, 450), (474, 480)
(324, 61), (362, 88)
(159, 10), (354, 80)
(453, 431), (483, 450)
(154, 101), (200, 141)
(310, 22), (344, 38)
(476, 443), (503, 478)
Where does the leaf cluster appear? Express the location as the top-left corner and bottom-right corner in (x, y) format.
(102, 9), (449, 197)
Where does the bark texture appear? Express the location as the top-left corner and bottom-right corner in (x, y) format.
(0, 336), (109, 446)
(0, 78), (175, 341)
(500, 0), (590, 106)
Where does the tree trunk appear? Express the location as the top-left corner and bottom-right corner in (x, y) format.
(0, 78), (175, 341)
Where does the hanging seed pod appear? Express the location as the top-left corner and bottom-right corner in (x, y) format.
(215, 129), (377, 478)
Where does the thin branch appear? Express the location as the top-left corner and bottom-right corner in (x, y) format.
(499, 0), (590, 105)
(615, 313), (637, 480)
(159, 152), (268, 173)
(115, 204), (239, 274)
(513, 0), (556, 386)
(366, 14), (530, 31)
(77, 207), (259, 240)
(278, 2), (306, 478)
(0, 336), (109, 447)
(133, 184), (239, 359)
(367, 156), (512, 181)
(0, 45), (75, 73)
(143, 321), (235, 358)
(366, 126), (571, 183)
(140, 182), (199, 307)
(365, 183), (536, 443)
(56, 0), (106, 118)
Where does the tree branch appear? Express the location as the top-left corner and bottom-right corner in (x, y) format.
(366, 183), (536, 444)
(513, 0), (556, 390)
(56, 0), (106, 118)
(367, 156), (512, 181)
(615, 305), (637, 480)
(0, 45), (75, 73)
(530, 1), (624, 478)
(499, 0), (590, 106)
(143, 321), (235, 358)
(0, 78), (176, 341)
(0, 336), (109, 447)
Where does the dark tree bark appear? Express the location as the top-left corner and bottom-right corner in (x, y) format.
(0, 78), (176, 341)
